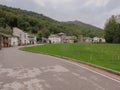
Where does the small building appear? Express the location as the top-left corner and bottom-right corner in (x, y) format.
(0, 27), (37, 47)
(93, 37), (100, 43)
(62, 36), (77, 43)
(0, 33), (11, 47)
(99, 38), (106, 43)
(78, 35), (93, 43)
(13, 27), (29, 45)
(93, 37), (106, 43)
(48, 34), (62, 44)
(83, 37), (93, 43)
(48, 33), (76, 44)
(12, 27), (37, 46)
(28, 35), (37, 44)
(10, 36), (19, 46)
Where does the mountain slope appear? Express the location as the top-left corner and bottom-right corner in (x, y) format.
(67, 20), (100, 30)
(0, 5), (103, 40)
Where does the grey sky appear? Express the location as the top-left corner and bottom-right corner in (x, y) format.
(0, 0), (120, 28)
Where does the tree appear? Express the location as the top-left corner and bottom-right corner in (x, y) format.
(0, 17), (6, 28)
(104, 15), (120, 43)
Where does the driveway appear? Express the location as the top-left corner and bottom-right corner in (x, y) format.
(0, 47), (120, 90)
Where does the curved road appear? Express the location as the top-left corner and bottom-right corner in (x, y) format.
(0, 47), (120, 90)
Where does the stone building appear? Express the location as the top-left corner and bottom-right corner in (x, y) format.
(0, 33), (11, 47)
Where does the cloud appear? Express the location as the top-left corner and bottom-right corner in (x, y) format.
(84, 0), (110, 7)
(103, 6), (120, 18)
(34, 0), (73, 7)
(34, 0), (45, 7)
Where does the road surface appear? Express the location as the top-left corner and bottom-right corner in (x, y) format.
(0, 47), (120, 90)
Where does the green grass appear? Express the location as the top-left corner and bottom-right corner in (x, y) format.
(22, 44), (120, 72)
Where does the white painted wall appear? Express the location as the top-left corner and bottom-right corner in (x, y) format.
(93, 37), (99, 43)
(28, 36), (37, 44)
(13, 27), (29, 45)
(48, 36), (61, 44)
(10, 37), (19, 46)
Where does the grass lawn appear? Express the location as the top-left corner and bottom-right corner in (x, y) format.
(22, 44), (120, 72)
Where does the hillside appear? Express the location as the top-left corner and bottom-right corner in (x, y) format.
(67, 20), (100, 30)
(0, 5), (103, 40)
(62, 20), (103, 37)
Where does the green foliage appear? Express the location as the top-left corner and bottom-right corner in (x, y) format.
(22, 44), (120, 72)
(0, 27), (12, 35)
(104, 15), (120, 43)
(0, 5), (103, 40)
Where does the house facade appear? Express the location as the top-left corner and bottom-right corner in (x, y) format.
(93, 37), (100, 43)
(48, 34), (62, 44)
(11, 27), (37, 46)
(12, 27), (29, 46)
(0, 27), (37, 48)
(48, 33), (76, 44)
(28, 35), (37, 44)
(62, 36), (76, 43)
(83, 37), (93, 43)
(93, 37), (106, 43)
(78, 35), (106, 43)
(0, 33), (11, 47)
(10, 36), (19, 46)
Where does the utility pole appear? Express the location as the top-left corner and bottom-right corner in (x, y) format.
(0, 34), (2, 50)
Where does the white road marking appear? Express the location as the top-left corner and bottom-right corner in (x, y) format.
(57, 58), (120, 83)
(87, 79), (106, 90)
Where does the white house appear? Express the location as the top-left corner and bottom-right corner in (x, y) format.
(13, 27), (30, 45)
(10, 36), (19, 46)
(28, 35), (37, 44)
(93, 37), (100, 43)
(100, 38), (106, 43)
(48, 34), (62, 44)
(10, 27), (37, 46)
(48, 33), (76, 44)
(93, 37), (106, 43)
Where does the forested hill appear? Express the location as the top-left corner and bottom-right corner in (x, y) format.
(0, 5), (103, 39)
(67, 20), (101, 30)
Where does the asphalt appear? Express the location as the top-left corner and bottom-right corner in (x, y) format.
(0, 46), (120, 90)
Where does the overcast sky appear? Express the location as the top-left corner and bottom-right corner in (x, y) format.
(0, 0), (120, 28)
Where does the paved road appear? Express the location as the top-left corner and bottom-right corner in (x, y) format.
(0, 47), (120, 90)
